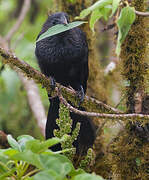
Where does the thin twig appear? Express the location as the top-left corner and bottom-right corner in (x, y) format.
(58, 89), (149, 121)
(135, 10), (149, 17)
(5, 0), (31, 42)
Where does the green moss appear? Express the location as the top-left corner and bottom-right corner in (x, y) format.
(109, 128), (149, 180)
(109, 0), (149, 179)
(120, 0), (148, 113)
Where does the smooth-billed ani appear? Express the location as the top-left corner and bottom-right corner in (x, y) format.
(35, 12), (96, 154)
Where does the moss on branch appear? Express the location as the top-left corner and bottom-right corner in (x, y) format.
(0, 46), (120, 115)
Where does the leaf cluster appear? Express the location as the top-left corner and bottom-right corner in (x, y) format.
(77, 0), (136, 55)
(0, 134), (104, 180)
(38, 0), (137, 56)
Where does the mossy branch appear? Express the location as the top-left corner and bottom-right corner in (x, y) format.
(58, 89), (149, 122)
(1, 47), (149, 122)
(0, 46), (120, 115)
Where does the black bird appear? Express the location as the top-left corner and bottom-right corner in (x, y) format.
(35, 12), (96, 154)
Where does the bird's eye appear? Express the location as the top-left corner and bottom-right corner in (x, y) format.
(52, 21), (57, 25)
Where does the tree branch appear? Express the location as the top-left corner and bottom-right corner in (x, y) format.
(19, 75), (46, 135)
(0, 46), (121, 115)
(135, 10), (149, 17)
(1, 46), (149, 122)
(58, 88), (149, 122)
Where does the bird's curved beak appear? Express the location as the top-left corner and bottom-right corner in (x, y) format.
(60, 16), (68, 26)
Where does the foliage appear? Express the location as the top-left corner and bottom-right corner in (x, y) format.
(77, 0), (136, 55)
(116, 6), (136, 55)
(36, 0), (137, 55)
(37, 21), (86, 42)
(0, 134), (104, 180)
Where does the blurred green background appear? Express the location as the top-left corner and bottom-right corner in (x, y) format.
(0, 0), (55, 138)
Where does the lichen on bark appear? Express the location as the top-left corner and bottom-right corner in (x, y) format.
(109, 0), (149, 179)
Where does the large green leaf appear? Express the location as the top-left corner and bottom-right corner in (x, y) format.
(26, 136), (68, 153)
(17, 135), (35, 152)
(11, 150), (43, 169)
(7, 135), (21, 151)
(4, 148), (19, 157)
(36, 21), (86, 42)
(111, 0), (120, 17)
(100, 5), (112, 21)
(11, 151), (73, 174)
(89, 5), (112, 33)
(39, 154), (73, 175)
(33, 169), (60, 180)
(116, 6), (136, 55)
(69, 168), (85, 177)
(73, 173), (105, 180)
(78, 0), (112, 19)
(90, 9), (103, 33)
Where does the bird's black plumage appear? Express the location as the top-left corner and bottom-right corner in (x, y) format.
(35, 12), (96, 154)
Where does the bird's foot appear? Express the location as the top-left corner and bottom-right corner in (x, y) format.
(76, 85), (85, 107)
(48, 76), (56, 99)
(50, 76), (56, 91)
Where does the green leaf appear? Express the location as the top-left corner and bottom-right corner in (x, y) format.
(39, 154), (73, 175)
(7, 135), (21, 151)
(4, 148), (19, 157)
(69, 168), (85, 177)
(111, 0), (120, 17)
(73, 173), (105, 180)
(26, 137), (65, 153)
(17, 135), (35, 151)
(11, 151), (73, 175)
(0, 151), (10, 173)
(0, 167), (17, 179)
(37, 21), (86, 42)
(17, 135), (35, 141)
(100, 5), (112, 21)
(78, 0), (112, 19)
(90, 5), (112, 33)
(0, 149), (10, 159)
(90, 9), (103, 33)
(116, 6), (136, 55)
(11, 150), (43, 169)
(33, 169), (61, 180)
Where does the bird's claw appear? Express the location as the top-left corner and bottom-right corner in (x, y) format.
(76, 85), (85, 107)
(50, 76), (56, 91)
(48, 76), (56, 98)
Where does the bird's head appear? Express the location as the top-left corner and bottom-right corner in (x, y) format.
(47, 12), (69, 26)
